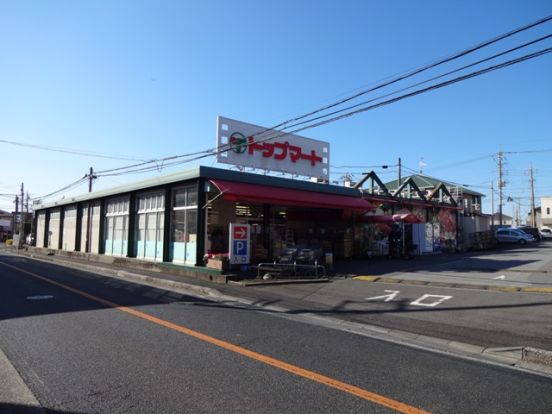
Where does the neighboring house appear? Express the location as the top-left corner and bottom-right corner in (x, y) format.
(526, 206), (542, 228)
(490, 213), (513, 227)
(541, 196), (552, 227)
(0, 209), (13, 241)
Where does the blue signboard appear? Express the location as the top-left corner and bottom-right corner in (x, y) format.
(233, 240), (248, 256)
(229, 223), (250, 264)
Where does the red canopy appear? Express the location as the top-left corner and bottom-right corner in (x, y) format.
(209, 179), (373, 211)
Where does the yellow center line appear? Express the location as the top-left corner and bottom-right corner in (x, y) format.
(0, 260), (430, 414)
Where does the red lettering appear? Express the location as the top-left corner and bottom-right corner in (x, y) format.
(273, 141), (288, 160)
(301, 150), (323, 166)
(247, 136), (264, 155)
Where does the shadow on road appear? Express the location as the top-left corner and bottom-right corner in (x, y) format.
(334, 243), (551, 276)
(0, 402), (82, 414)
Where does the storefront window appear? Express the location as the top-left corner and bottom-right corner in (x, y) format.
(104, 197), (130, 257)
(170, 185), (198, 264)
(135, 192), (165, 261)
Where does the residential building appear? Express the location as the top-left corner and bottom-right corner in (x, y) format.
(526, 206), (541, 228)
(541, 196), (552, 227)
(0, 209), (12, 241)
(490, 213), (513, 227)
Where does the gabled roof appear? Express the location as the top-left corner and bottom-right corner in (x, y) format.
(354, 170), (391, 196)
(394, 177), (428, 201)
(384, 174), (485, 197)
(427, 182), (457, 206)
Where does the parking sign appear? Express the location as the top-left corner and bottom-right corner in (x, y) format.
(229, 223), (250, 264)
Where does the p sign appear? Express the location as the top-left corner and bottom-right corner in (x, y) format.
(229, 223), (250, 264)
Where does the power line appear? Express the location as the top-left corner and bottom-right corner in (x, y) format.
(256, 15), (552, 136)
(0, 139), (149, 162)
(95, 46), (552, 180)
(86, 18), (552, 178)
(35, 20), (552, 198)
(33, 177), (88, 201)
(274, 34), (552, 134)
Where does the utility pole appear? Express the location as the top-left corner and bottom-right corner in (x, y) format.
(14, 195), (19, 234)
(529, 165), (536, 228)
(18, 183), (25, 246)
(491, 180), (494, 227)
(496, 152), (506, 226)
(86, 167), (97, 192)
(398, 157), (402, 187)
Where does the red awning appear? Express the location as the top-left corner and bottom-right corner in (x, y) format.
(209, 179), (373, 211)
(359, 213), (422, 224)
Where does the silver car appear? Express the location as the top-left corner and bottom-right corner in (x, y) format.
(540, 228), (552, 240)
(495, 228), (535, 244)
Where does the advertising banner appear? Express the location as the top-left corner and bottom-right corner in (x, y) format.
(216, 116), (330, 181)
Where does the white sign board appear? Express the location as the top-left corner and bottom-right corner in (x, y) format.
(229, 223), (250, 265)
(216, 116), (330, 181)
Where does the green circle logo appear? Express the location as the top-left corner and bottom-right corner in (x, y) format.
(229, 132), (247, 154)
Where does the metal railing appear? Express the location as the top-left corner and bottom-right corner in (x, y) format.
(257, 262), (326, 279)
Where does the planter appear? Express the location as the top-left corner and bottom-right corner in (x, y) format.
(206, 258), (228, 272)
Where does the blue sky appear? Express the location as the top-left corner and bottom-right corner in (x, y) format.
(1, 1), (551, 220)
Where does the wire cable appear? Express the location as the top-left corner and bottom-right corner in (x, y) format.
(96, 47), (552, 179)
(0, 139), (149, 162)
(278, 34), (552, 132)
(94, 17), (552, 177)
(240, 15), (552, 138)
(33, 177), (88, 201)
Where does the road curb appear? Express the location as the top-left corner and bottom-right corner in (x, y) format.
(16, 251), (224, 300)
(352, 275), (552, 294)
(523, 347), (552, 367)
(0, 348), (46, 413)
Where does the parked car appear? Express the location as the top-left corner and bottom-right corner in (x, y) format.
(515, 226), (541, 241)
(495, 228), (535, 244)
(540, 228), (552, 240)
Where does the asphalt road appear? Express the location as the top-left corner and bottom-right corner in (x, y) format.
(229, 243), (552, 349)
(1, 254), (552, 413)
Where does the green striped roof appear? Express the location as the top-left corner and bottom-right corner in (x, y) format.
(384, 174), (485, 197)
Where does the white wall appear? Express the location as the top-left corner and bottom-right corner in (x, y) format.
(48, 209), (61, 248)
(542, 197), (552, 226)
(36, 212), (46, 247)
(62, 205), (77, 251)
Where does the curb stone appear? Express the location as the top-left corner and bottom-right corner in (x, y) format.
(523, 347), (552, 367)
(352, 275), (552, 294)
(0, 348), (45, 413)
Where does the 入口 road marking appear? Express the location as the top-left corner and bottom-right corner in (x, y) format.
(409, 294), (452, 308)
(366, 290), (453, 308)
(0, 259), (430, 414)
(366, 290), (400, 302)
